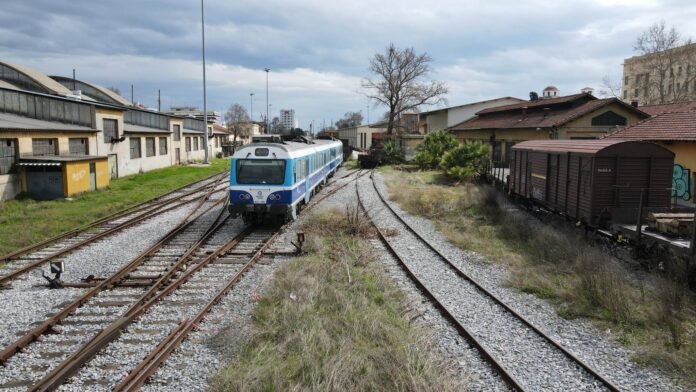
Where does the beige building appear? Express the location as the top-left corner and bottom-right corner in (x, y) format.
(337, 123), (387, 151)
(622, 42), (696, 105)
(449, 90), (649, 163)
(417, 97), (525, 134)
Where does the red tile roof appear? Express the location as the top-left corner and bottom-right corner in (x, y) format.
(606, 109), (696, 141)
(475, 93), (592, 115)
(450, 98), (645, 131)
(639, 101), (696, 116)
(512, 139), (627, 154)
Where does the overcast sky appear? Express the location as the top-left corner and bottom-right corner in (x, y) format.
(1, 0), (695, 128)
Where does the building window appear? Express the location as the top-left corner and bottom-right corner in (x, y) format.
(130, 137), (141, 159)
(145, 137), (156, 157)
(200, 137), (204, 150)
(185, 137), (191, 152)
(193, 137), (199, 151)
(173, 124), (181, 141)
(103, 118), (118, 143)
(624, 76), (629, 86)
(32, 138), (58, 156)
(68, 138), (88, 155)
(215, 135), (219, 148)
(159, 137), (167, 155)
(634, 88), (639, 97)
(591, 111), (627, 126)
(0, 139), (17, 174)
(623, 90), (627, 99)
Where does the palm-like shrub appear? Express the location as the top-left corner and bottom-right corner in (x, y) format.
(440, 142), (490, 181)
(413, 130), (460, 169)
(379, 140), (405, 165)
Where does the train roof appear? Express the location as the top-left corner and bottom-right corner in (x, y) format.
(233, 138), (341, 159)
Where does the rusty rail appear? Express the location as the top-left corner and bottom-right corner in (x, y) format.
(0, 183), (226, 365)
(0, 174), (228, 286)
(0, 171), (226, 263)
(365, 172), (622, 392)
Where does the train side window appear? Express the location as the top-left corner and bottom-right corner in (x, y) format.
(293, 162), (297, 183)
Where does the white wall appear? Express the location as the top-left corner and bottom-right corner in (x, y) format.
(446, 98), (524, 127)
(0, 174), (20, 201)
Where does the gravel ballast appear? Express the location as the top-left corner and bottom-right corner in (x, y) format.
(368, 171), (686, 392)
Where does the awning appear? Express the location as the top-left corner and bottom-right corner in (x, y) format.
(18, 162), (61, 167)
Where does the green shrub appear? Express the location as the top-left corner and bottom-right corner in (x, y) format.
(439, 142), (490, 181)
(379, 140), (405, 165)
(413, 130), (460, 169)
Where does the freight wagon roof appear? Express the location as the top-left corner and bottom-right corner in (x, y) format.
(512, 139), (628, 154)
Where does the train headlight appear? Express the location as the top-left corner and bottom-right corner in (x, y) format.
(269, 193), (280, 201)
(239, 193), (251, 200)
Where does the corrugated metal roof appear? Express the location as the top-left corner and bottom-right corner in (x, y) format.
(124, 123), (172, 134)
(0, 112), (96, 132)
(20, 155), (107, 162)
(17, 162), (61, 167)
(512, 139), (626, 154)
(0, 61), (74, 96)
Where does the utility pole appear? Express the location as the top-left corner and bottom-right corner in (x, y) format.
(72, 69), (76, 90)
(157, 89), (161, 111)
(201, 0), (209, 164)
(131, 84), (134, 105)
(264, 68), (270, 134)
(250, 93), (254, 121)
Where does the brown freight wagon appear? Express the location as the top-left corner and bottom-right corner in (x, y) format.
(509, 140), (674, 227)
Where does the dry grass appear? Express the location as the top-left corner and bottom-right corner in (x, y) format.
(212, 206), (467, 392)
(383, 167), (696, 386)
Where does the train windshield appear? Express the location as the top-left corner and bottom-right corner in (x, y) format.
(236, 159), (286, 185)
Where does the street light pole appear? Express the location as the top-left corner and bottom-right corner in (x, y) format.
(264, 68), (270, 134)
(249, 93), (254, 121)
(201, 0), (209, 164)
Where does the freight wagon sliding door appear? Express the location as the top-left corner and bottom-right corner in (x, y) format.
(529, 152), (548, 202)
(592, 157), (617, 224)
(546, 154), (560, 209)
(617, 158), (649, 208)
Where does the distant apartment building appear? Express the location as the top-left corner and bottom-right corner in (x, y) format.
(622, 42), (696, 105)
(280, 109), (296, 130)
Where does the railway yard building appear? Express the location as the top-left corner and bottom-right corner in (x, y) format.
(0, 60), (232, 200)
(448, 88), (650, 164)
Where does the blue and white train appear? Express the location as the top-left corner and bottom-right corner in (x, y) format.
(228, 136), (343, 222)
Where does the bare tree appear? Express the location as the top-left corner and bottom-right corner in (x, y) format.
(598, 76), (622, 98)
(107, 86), (121, 95)
(633, 21), (696, 104)
(224, 103), (251, 152)
(363, 44), (447, 137)
(335, 111), (363, 129)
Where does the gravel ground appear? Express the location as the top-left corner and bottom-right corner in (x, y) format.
(369, 171), (686, 392)
(0, 199), (208, 350)
(0, 197), (232, 390)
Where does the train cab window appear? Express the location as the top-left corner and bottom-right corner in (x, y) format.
(236, 159), (286, 185)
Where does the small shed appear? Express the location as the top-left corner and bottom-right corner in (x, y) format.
(18, 155), (109, 199)
(510, 140), (674, 226)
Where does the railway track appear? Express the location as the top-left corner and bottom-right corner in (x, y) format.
(0, 191), (228, 380)
(357, 171), (622, 392)
(0, 173), (228, 287)
(0, 166), (356, 391)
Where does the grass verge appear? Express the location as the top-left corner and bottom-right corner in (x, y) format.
(212, 207), (466, 391)
(382, 166), (696, 386)
(0, 159), (229, 257)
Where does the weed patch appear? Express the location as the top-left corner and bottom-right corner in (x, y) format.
(212, 207), (466, 391)
(383, 168), (696, 386)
